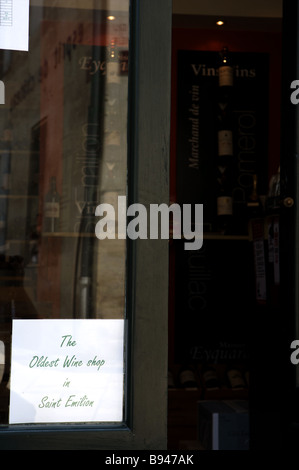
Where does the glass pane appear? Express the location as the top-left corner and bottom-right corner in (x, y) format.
(0, 0), (129, 425)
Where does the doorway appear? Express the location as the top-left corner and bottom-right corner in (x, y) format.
(168, 0), (283, 450)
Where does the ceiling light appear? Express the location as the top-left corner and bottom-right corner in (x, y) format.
(216, 20), (224, 26)
(107, 15), (116, 21)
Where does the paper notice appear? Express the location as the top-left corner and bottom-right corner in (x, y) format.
(9, 319), (125, 424)
(0, 0), (29, 51)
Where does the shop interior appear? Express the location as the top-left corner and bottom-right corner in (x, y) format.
(167, 0), (283, 450)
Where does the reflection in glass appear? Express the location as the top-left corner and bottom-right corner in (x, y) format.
(0, 0), (129, 424)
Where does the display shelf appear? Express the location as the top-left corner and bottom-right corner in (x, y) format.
(201, 387), (249, 400)
(168, 363), (249, 398)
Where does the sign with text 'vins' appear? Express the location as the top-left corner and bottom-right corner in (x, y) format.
(176, 50), (269, 230)
(9, 319), (124, 424)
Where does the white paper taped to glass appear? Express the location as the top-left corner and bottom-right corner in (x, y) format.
(0, 0), (29, 51)
(9, 319), (125, 424)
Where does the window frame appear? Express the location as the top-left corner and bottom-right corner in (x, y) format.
(0, 0), (172, 450)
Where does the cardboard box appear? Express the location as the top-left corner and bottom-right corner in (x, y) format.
(197, 400), (249, 450)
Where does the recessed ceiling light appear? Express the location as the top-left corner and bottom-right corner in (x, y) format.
(107, 15), (116, 21)
(216, 20), (224, 26)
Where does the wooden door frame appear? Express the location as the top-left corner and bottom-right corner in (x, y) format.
(0, 0), (172, 450)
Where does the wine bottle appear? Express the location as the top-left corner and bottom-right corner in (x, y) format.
(216, 52), (234, 234)
(218, 46), (233, 89)
(217, 47), (234, 160)
(44, 176), (60, 233)
(218, 127), (233, 159)
(178, 365), (198, 389)
(202, 365), (220, 390)
(226, 366), (246, 389)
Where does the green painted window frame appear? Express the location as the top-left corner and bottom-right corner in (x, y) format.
(0, 0), (172, 450)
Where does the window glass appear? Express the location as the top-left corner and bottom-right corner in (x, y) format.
(0, 0), (129, 425)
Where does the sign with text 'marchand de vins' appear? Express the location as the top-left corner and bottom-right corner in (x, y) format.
(9, 319), (125, 424)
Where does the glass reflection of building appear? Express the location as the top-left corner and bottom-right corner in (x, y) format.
(0, 1), (129, 424)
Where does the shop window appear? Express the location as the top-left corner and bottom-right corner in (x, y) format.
(0, 0), (129, 426)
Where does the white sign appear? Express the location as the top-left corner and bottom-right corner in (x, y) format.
(9, 319), (125, 424)
(0, 0), (29, 51)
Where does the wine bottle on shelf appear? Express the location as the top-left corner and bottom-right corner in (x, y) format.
(43, 176), (60, 233)
(202, 365), (220, 390)
(216, 48), (235, 234)
(218, 46), (234, 90)
(226, 365), (246, 390)
(217, 48), (234, 159)
(218, 124), (233, 159)
(178, 365), (198, 390)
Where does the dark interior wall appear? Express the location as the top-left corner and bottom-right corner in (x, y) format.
(170, 25), (282, 205)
